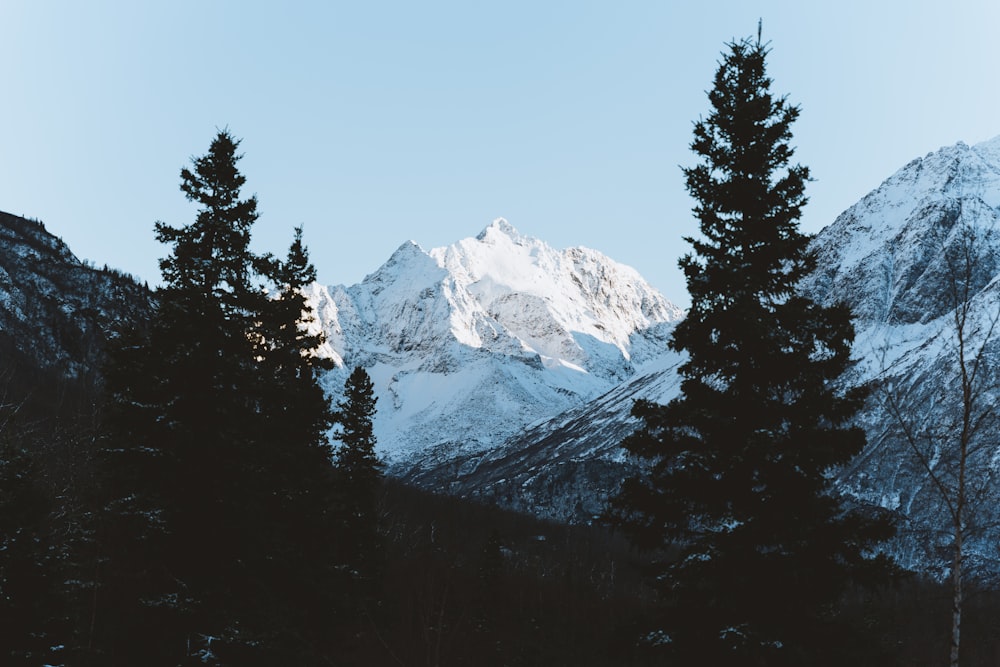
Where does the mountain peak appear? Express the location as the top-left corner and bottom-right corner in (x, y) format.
(392, 239), (425, 257)
(805, 134), (1000, 326)
(476, 218), (524, 243)
(317, 218), (682, 460)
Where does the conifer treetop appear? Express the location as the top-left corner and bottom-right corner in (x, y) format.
(155, 130), (261, 295)
(681, 34), (811, 314)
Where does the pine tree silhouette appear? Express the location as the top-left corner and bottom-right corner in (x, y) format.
(334, 366), (383, 585)
(608, 32), (894, 666)
(98, 131), (345, 666)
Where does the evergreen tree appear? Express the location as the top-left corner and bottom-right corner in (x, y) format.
(247, 229), (346, 664)
(608, 32), (893, 666)
(258, 227), (336, 452)
(97, 131), (344, 666)
(333, 366), (383, 582)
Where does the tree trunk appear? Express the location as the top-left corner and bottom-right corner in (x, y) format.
(950, 520), (962, 667)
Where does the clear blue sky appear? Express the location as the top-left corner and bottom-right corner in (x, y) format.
(2, 1), (999, 307)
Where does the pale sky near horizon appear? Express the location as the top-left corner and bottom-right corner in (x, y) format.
(2, 1), (999, 307)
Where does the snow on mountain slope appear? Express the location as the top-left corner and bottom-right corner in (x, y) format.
(431, 219), (678, 366)
(311, 219), (684, 462)
(803, 135), (1000, 575)
(407, 136), (1000, 577)
(398, 351), (685, 523)
(805, 138), (1000, 326)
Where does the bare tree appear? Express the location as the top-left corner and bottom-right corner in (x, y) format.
(878, 221), (1000, 667)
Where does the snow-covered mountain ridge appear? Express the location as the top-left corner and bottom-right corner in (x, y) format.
(804, 138), (1000, 327)
(393, 135), (1000, 577)
(804, 136), (1000, 575)
(310, 218), (684, 462)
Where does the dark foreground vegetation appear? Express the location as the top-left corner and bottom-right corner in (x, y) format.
(357, 479), (658, 666)
(6, 388), (1000, 667)
(354, 481), (1000, 667)
(375, 484), (1000, 667)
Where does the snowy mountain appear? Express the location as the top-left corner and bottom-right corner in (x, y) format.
(309, 219), (684, 465)
(804, 137), (1000, 575)
(407, 136), (1000, 576)
(397, 354), (684, 522)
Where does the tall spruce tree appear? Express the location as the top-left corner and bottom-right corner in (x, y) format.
(609, 32), (893, 666)
(248, 228), (346, 664)
(97, 131), (344, 666)
(333, 366), (383, 583)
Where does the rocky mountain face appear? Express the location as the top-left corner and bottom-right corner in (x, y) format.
(310, 219), (684, 466)
(0, 211), (152, 386)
